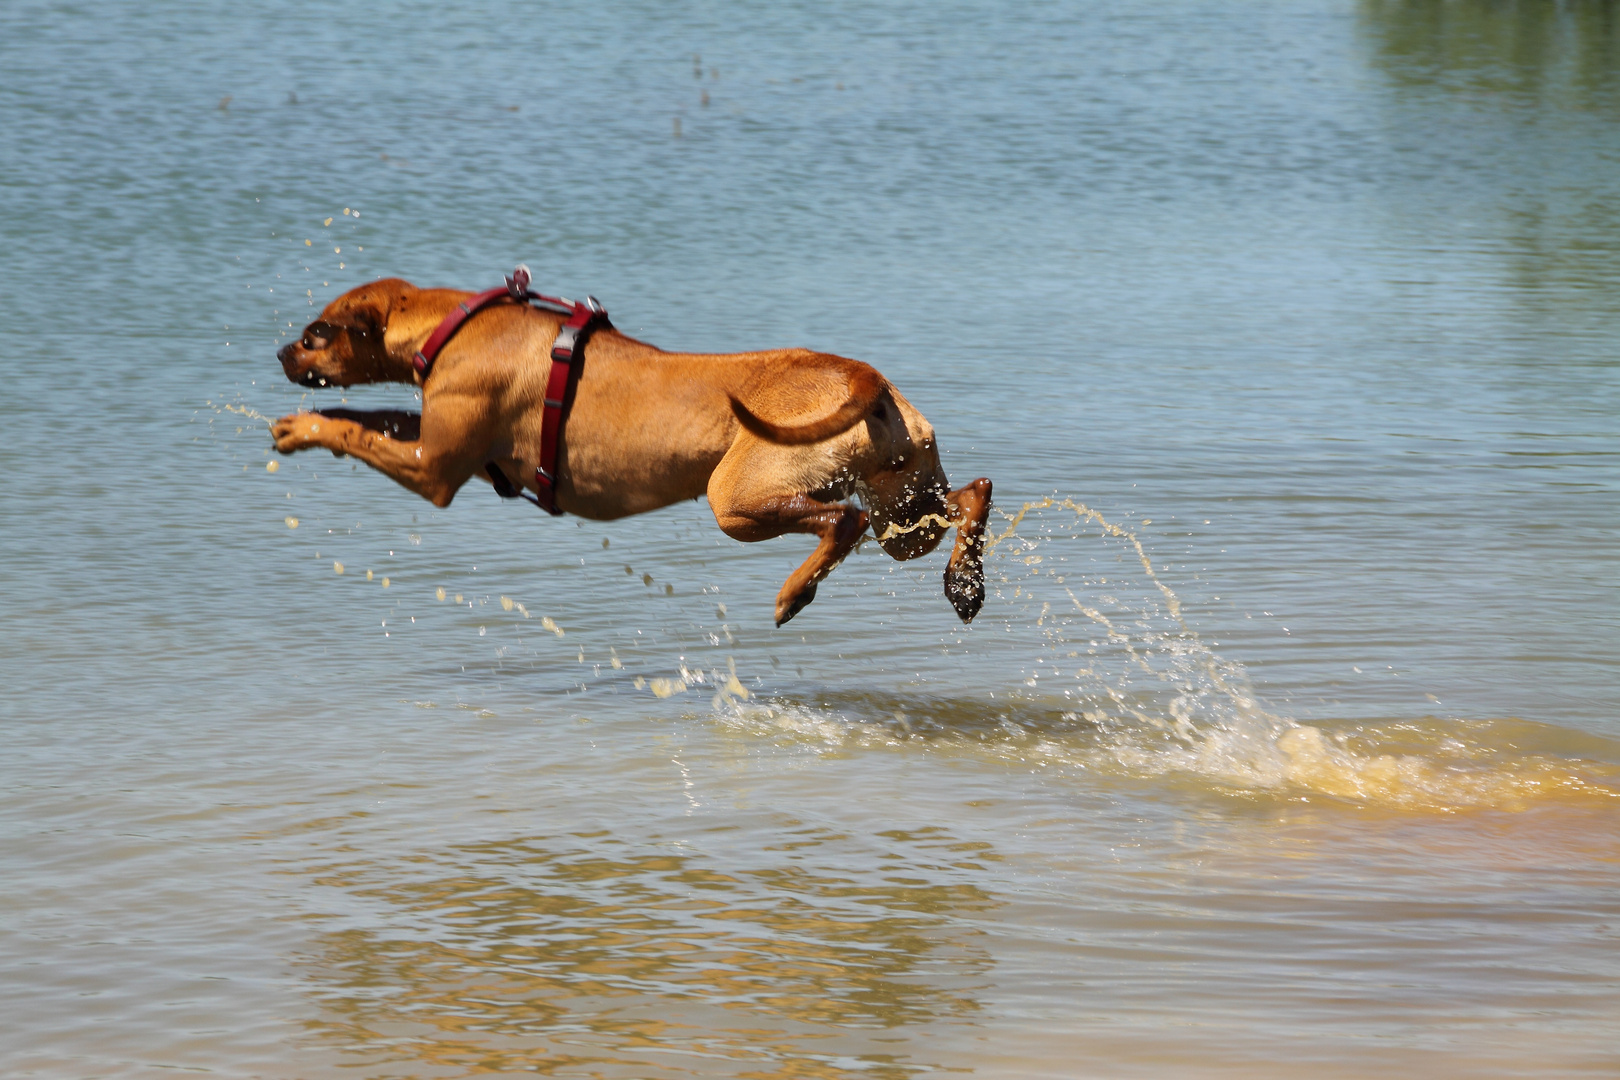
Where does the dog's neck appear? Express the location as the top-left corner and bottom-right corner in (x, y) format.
(381, 289), (477, 385)
(360, 342), (421, 386)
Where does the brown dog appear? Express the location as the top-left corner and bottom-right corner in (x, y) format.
(272, 278), (992, 625)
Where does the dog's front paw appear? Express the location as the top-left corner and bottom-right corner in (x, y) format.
(272, 412), (326, 454)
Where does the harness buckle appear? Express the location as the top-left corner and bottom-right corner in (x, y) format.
(552, 324), (581, 361)
(505, 263), (532, 301)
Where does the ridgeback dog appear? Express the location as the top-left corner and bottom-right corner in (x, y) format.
(272, 275), (992, 626)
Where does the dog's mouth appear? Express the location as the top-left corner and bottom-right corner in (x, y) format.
(279, 339), (344, 389)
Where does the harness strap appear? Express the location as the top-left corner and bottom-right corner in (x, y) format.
(486, 462), (522, 499)
(413, 266), (610, 518)
(534, 299), (608, 515)
(411, 287), (510, 380)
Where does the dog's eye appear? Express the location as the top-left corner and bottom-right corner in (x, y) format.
(303, 334), (330, 350)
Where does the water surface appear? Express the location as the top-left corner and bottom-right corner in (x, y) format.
(2, 1), (1618, 1076)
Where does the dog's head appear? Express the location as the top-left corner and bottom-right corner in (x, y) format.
(859, 391), (953, 561)
(277, 278), (412, 388)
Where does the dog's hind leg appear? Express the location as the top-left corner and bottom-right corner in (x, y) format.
(709, 481), (869, 625)
(707, 435), (874, 625)
(943, 477), (993, 623)
(719, 493), (868, 627)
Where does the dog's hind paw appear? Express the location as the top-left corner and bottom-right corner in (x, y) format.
(944, 565), (984, 624)
(774, 581), (818, 627)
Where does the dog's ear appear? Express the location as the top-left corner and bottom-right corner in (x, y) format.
(349, 301), (384, 343)
(344, 278), (411, 339)
(348, 279), (430, 361)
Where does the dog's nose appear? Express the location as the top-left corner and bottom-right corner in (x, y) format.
(277, 342), (296, 365)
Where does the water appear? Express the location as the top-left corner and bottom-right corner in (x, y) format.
(3, 0), (1619, 1075)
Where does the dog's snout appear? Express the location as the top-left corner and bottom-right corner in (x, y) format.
(277, 342), (297, 365)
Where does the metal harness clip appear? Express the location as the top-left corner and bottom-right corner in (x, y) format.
(505, 263), (532, 300)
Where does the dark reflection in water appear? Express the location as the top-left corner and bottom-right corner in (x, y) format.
(1359, 0), (1620, 310)
(295, 831), (997, 1078)
(1360, 0), (1620, 105)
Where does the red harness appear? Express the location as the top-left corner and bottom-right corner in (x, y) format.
(411, 265), (610, 516)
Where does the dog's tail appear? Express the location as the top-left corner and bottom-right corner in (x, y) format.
(729, 363), (886, 445)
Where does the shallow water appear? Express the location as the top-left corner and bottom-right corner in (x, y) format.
(2, 0), (1618, 1076)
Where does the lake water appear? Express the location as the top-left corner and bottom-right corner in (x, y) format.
(2, 1), (1618, 1076)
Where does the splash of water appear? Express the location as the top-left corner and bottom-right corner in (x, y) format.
(206, 398), (275, 425)
(722, 497), (1620, 813)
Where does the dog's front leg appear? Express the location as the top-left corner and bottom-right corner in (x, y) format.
(271, 410), (480, 508)
(306, 407), (422, 442)
(944, 477), (993, 623)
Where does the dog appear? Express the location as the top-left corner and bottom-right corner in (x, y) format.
(272, 277), (992, 626)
